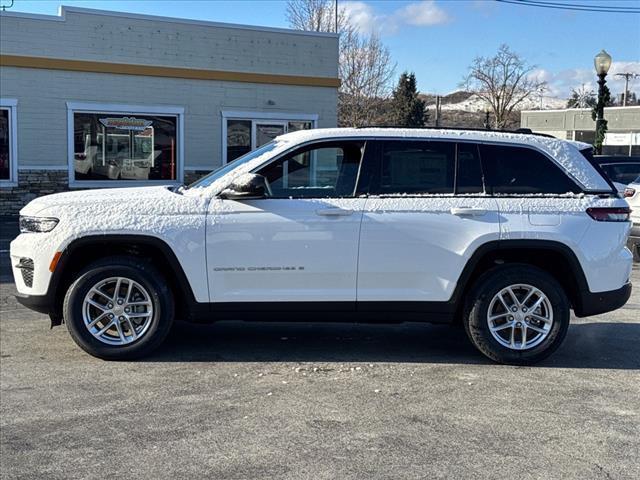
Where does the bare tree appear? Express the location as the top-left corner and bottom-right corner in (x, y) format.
(462, 45), (546, 129)
(286, 0), (395, 127)
(286, 0), (342, 32)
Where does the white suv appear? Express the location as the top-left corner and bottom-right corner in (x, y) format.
(10, 128), (633, 364)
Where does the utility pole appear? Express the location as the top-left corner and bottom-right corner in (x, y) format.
(335, 0), (338, 33)
(615, 73), (639, 106)
(435, 95), (441, 127)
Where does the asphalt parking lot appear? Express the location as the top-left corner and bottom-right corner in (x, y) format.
(1, 223), (639, 479)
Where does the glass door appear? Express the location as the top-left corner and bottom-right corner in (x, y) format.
(255, 122), (286, 147)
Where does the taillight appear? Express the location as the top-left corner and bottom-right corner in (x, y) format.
(623, 187), (636, 198)
(586, 207), (631, 222)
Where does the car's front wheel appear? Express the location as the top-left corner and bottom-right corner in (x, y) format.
(463, 265), (570, 365)
(63, 256), (174, 360)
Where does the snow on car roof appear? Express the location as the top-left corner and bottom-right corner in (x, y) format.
(276, 128), (608, 191)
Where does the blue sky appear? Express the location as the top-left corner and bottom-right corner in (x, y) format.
(4, 0), (640, 97)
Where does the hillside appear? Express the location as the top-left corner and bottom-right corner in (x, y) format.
(419, 90), (567, 129)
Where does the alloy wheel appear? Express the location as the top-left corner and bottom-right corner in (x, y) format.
(82, 276), (154, 346)
(487, 284), (554, 350)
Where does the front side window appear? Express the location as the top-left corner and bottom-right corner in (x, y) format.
(373, 141), (455, 195)
(480, 144), (581, 194)
(256, 141), (365, 198)
(0, 108), (11, 182)
(73, 112), (178, 182)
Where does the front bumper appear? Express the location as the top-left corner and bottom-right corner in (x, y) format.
(574, 282), (632, 317)
(15, 292), (52, 315)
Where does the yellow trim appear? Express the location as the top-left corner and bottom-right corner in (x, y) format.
(0, 54), (340, 88)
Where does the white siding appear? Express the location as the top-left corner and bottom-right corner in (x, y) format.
(0, 7), (338, 171)
(0, 7), (339, 78)
(0, 67), (337, 170)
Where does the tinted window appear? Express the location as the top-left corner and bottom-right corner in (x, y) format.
(457, 143), (484, 194)
(480, 144), (581, 194)
(374, 141), (455, 194)
(257, 141), (364, 198)
(599, 163), (640, 185)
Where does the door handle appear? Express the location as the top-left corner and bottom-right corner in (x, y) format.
(450, 207), (487, 217)
(316, 208), (354, 216)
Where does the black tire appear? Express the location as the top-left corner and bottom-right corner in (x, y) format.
(463, 264), (570, 365)
(63, 256), (174, 360)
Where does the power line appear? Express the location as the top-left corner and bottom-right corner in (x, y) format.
(519, 0), (640, 10)
(510, 0), (640, 12)
(495, 0), (640, 14)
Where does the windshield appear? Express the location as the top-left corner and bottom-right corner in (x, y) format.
(187, 141), (278, 189)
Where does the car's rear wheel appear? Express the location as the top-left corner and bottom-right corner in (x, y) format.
(63, 256), (174, 360)
(463, 265), (570, 365)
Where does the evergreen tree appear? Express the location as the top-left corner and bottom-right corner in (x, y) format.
(566, 86), (596, 109)
(390, 72), (427, 127)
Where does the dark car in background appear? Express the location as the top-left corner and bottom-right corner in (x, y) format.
(593, 156), (640, 193)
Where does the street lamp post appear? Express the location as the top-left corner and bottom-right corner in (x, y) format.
(593, 49), (612, 155)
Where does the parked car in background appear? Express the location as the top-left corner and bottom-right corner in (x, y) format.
(10, 128), (633, 364)
(593, 156), (640, 194)
(624, 176), (640, 261)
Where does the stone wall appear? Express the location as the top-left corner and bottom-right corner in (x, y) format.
(0, 170), (213, 216)
(1, 170), (69, 216)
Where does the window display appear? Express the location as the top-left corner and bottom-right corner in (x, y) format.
(73, 112), (178, 181)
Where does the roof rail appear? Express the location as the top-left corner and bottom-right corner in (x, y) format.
(353, 125), (557, 139)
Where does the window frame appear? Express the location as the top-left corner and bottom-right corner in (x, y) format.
(221, 110), (318, 165)
(66, 102), (184, 188)
(0, 99), (18, 187)
(253, 139), (369, 199)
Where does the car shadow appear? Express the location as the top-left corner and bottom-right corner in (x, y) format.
(147, 320), (640, 369)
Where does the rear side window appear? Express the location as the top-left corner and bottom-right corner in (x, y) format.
(375, 141), (455, 194)
(480, 144), (581, 194)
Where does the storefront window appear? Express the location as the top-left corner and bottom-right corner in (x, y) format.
(0, 108), (10, 181)
(225, 117), (314, 163)
(73, 112), (178, 181)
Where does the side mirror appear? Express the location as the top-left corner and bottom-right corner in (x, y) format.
(219, 173), (268, 200)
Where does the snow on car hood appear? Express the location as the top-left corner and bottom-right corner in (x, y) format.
(20, 186), (191, 216)
(19, 185), (210, 250)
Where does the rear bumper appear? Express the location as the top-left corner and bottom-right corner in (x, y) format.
(574, 282), (632, 318)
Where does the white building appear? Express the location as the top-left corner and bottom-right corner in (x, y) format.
(520, 106), (640, 156)
(0, 6), (339, 214)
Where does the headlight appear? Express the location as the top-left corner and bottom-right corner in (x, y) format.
(19, 216), (59, 233)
